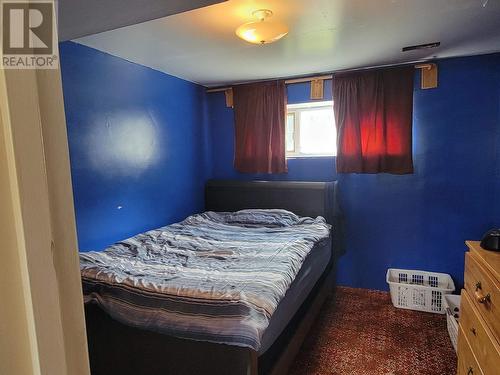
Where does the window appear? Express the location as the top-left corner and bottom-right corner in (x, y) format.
(286, 101), (336, 157)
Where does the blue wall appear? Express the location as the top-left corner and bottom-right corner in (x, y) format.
(207, 54), (500, 290)
(60, 42), (209, 251)
(61, 42), (500, 291)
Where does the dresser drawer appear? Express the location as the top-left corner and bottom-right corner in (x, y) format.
(457, 326), (484, 375)
(459, 290), (500, 375)
(464, 252), (500, 339)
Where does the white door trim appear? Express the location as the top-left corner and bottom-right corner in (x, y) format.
(0, 19), (90, 375)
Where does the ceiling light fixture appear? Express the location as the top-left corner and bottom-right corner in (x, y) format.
(235, 9), (288, 45)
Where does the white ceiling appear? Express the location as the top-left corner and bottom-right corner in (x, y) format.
(74, 0), (500, 87)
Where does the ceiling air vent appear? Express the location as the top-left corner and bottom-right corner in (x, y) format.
(402, 42), (440, 52)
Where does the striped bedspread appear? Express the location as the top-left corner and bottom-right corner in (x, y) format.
(80, 209), (331, 350)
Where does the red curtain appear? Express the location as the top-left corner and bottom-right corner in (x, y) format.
(333, 67), (414, 174)
(233, 80), (287, 173)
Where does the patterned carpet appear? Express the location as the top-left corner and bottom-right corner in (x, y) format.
(289, 287), (457, 375)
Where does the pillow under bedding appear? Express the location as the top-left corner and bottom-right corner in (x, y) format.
(213, 209), (301, 227)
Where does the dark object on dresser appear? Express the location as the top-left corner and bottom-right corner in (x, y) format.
(480, 228), (500, 251)
(84, 180), (343, 375)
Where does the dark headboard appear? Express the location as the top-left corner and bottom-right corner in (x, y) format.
(205, 180), (340, 225)
(205, 180), (344, 255)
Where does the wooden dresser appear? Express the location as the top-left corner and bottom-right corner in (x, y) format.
(457, 241), (500, 375)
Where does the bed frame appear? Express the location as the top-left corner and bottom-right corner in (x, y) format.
(84, 180), (343, 375)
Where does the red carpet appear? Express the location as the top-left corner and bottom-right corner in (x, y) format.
(289, 287), (457, 375)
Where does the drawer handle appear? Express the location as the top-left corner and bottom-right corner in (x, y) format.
(467, 366), (474, 375)
(475, 290), (491, 304)
(470, 327), (477, 336)
(474, 281), (491, 304)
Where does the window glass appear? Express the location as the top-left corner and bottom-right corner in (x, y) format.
(286, 101), (336, 157)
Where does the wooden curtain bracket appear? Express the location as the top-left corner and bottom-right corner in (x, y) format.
(224, 88), (233, 108)
(415, 63), (438, 89)
(310, 79), (324, 100)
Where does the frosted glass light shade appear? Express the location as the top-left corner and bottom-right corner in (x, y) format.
(235, 19), (288, 44)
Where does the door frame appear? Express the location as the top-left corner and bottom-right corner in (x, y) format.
(0, 7), (90, 375)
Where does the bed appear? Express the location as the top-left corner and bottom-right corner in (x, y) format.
(83, 180), (343, 375)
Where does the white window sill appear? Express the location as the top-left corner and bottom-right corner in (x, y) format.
(286, 155), (336, 159)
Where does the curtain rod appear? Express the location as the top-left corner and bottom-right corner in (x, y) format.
(206, 62), (434, 93)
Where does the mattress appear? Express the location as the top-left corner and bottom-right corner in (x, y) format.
(259, 238), (331, 354)
(80, 209), (331, 351)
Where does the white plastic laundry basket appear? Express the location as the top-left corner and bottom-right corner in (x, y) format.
(386, 268), (455, 314)
(443, 294), (461, 352)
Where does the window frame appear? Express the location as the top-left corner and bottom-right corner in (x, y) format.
(285, 100), (336, 158)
